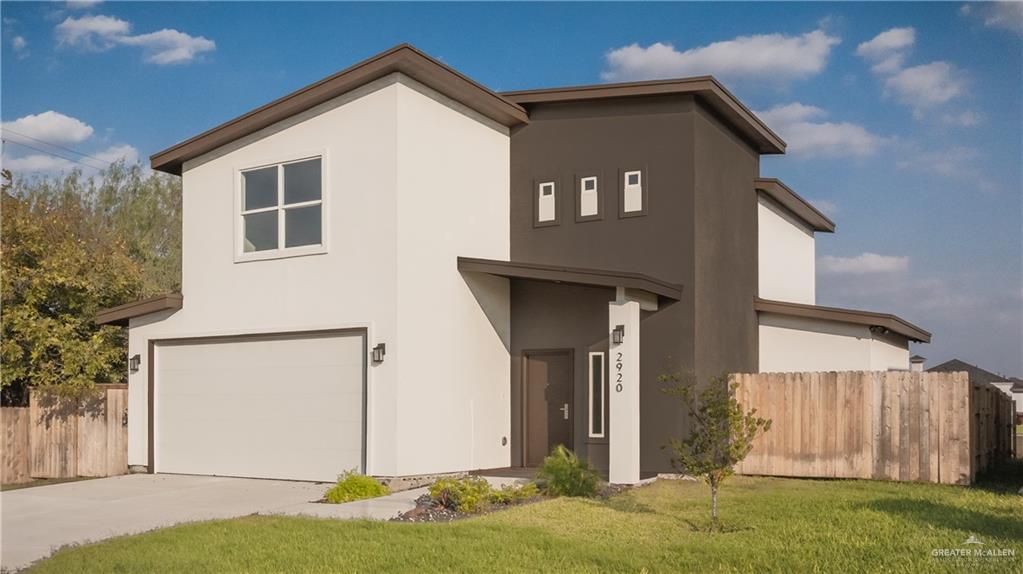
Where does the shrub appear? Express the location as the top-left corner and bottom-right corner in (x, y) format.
(535, 445), (600, 497)
(428, 477), (540, 513)
(429, 476), (493, 513)
(489, 482), (540, 505)
(324, 470), (389, 504)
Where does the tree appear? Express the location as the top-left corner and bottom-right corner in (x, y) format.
(0, 164), (181, 404)
(661, 373), (771, 531)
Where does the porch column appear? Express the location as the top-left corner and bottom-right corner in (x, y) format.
(608, 291), (641, 484)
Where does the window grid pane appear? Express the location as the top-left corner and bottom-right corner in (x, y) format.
(285, 205), (322, 248)
(243, 210), (278, 252)
(283, 158), (322, 205)
(243, 166), (278, 211)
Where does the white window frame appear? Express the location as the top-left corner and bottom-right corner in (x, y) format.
(234, 151), (329, 263)
(537, 181), (557, 223)
(588, 351), (606, 438)
(578, 175), (600, 219)
(623, 170), (643, 213)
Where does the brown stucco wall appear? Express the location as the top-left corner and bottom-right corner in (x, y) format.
(509, 95), (759, 473)
(692, 104), (761, 383)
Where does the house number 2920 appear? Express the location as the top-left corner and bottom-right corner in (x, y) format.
(615, 352), (623, 392)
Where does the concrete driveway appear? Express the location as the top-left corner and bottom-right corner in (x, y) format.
(1, 474), (423, 571)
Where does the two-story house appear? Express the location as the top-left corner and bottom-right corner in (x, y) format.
(98, 44), (930, 485)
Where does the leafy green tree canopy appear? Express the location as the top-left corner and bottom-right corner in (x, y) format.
(1, 164), (181, 404)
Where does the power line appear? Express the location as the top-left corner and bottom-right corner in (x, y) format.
(0, 128), (114, 166)
(1, 139), (110, 171)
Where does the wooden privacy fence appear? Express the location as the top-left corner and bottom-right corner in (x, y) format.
(733, 371), (1015, 485)
(2, 385), (128, 484)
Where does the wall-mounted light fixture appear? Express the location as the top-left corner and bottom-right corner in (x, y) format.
(129, 354), (141, 373)
(372, 343), (386, 364)
(612, 325), (625, 345)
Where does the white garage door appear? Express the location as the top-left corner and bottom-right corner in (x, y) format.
(154, 331), (365, 482)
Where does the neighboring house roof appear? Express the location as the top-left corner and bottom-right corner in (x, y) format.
(457, 257), (683, 301)
(927, 359), (1012, 384)
(754, 298), (931, 343)
(150, 44), (530, 175)
(501, 77), (786, 155)
(754, 178), (836, 233)
(96, 294), (183, 326)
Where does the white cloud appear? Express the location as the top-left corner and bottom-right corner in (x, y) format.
(116, 29), (215, 65)
(894, 144), (997, 191)
(55, 14), (129, 50)
(1, 153), (76, 173)
(755, 103), (884, 157)
(67, 0), (103, 9)
(808, 199), (839, 217)
(857, 28), (969, 119)
(1, 111), (94, 145)
(819, 252), (910, 274)
(92, 143), (139, 165)
(55, 14), (214, 64)
(885, 62), (966, 113)
(1, 143), (139, 177)
(601, 29), (840, 82)
(856, 27), (915, 73)
(962, 2), (1023, 35)
(940, 110), (982, 127)
(10, 34), (28, 58)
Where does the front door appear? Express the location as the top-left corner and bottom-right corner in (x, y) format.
(523, 350), (574, 467)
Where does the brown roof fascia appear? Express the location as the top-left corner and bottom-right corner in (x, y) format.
(501, 76), (786, 155)
(457, 257), (683, 301)
(755, 178), (836, 233)
(754, 298), (931, 343)
(150, 44), (529, 175)
(96, 294), (183, 326)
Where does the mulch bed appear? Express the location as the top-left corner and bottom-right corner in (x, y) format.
(391, 482), (637, 523)
(391, 494), (465, 523)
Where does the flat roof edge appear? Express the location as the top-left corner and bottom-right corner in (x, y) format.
(457, 257), (683, 301)
(755, 298), (931, 343)
(96, 294), (183, 326)
(501, 76), (786, 155)
(151, 44), (528, 175)
(755, 178), (836, 233)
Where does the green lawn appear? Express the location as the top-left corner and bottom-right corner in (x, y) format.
(29, 472), (1023, 573)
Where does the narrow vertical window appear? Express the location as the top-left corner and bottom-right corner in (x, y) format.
(623, 170), (643, 213)
(588, 352), (605, 438)
(579, 176), (599, 218)
(537, 181), (556, 223)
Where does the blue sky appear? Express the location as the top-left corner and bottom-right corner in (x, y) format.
(2, 1), (1021, 376)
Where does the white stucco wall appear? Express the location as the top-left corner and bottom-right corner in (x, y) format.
(758, 313), (910, 373)
(758, 194), (815, 304)
(392, 78), (510, 475)
(126, 74), (511, 477)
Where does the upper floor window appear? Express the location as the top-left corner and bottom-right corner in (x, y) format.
(578, 175), (600, 220)
(239, 157), (324, 259)
(622, 170), (643, 214)
(537, 181), (557, 224)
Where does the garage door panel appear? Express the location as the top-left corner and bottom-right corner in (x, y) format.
(155, 331), (365, 482)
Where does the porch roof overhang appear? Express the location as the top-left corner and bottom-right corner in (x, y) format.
(754, 297), (931, 343)
(457, 257), (683, 302)
(96, 293), (183, 326)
